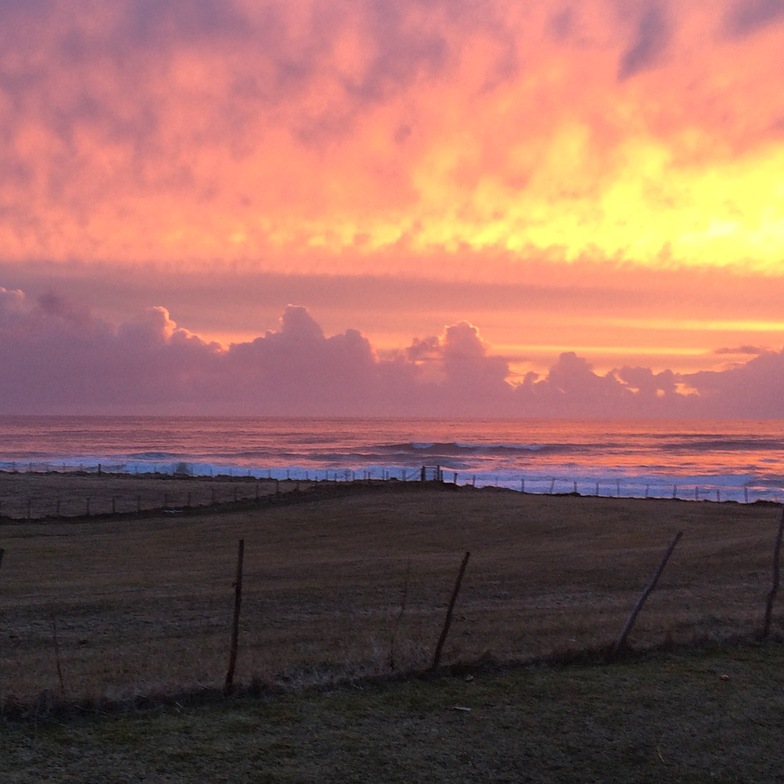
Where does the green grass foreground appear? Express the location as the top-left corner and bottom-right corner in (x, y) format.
(4, 643), (784, 783)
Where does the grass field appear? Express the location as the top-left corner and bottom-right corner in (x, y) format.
(1, 476), (783, 780)
(3, 644), (784, 783)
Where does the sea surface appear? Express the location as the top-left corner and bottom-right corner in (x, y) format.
(1, 416), (784, 503)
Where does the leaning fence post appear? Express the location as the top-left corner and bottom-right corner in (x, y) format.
(608, 531), (683, 660)
(224, 538), (245, 695)
(431, 551), (471, 671)
(761, 510), (784, 640)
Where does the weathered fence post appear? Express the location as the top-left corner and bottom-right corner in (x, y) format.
(431, 551), (471, 671)
(388, 561), (412, 670)
(0, 548), (4, 570)
(224, 538), (245, 695)
(761, 510), (784, 640)
(51, 614), (66, 696)
(608, 531), (683, 660)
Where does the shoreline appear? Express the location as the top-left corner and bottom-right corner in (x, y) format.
(0, 465), (777, 512)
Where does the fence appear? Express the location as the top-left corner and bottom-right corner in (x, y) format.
(1, 460), (782, 521)
(0, 489), (782, 713)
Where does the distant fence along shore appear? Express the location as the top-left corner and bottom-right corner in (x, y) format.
(0, 461), (781, 513)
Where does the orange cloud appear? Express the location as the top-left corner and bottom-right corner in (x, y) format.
(1, 0), (784, 396)
(0, 0), (781, 276)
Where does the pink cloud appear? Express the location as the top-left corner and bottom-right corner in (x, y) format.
(1, 288), (783, 417)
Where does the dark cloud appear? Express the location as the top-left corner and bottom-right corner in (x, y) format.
(724, 0), (784, 37)
(714, 345), (766, 355)
(548, 7), (576, 40)
(121, 0), (252, 48)
(1, 289), (783, 417)
(683, 349), (784, 418)
(618, 4), (672, 80)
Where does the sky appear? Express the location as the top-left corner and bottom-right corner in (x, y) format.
(1, 0), (784, 417)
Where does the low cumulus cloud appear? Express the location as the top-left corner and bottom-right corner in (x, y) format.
(2, 287), (783, 417)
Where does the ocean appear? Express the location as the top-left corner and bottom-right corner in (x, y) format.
(1, 416), (783, 503)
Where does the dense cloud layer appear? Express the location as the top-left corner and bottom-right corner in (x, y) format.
(0, 0), (781, 270)
(0, 2), (781, 398)
(1, 288), (780, 417)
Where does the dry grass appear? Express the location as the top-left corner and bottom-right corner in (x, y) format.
(0, 471), (289, 518)
(0, 476), (782, 707)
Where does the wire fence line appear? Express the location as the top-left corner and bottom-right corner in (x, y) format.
(0, 461), (782, 521)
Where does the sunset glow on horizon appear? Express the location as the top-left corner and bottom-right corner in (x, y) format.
(1, 0), (784, 416)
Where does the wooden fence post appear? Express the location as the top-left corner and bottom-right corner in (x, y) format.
(761, 510), (784, 640)
(51, 614), (66, 696)
(388, 561), (411, 670)
(431, 551), (471, 671)
(224, 538), (245, 695)
(608, 531), (683, 660)
(0, 548), (4, 571)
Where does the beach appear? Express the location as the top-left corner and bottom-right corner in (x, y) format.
(1, 472), (781, 705)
